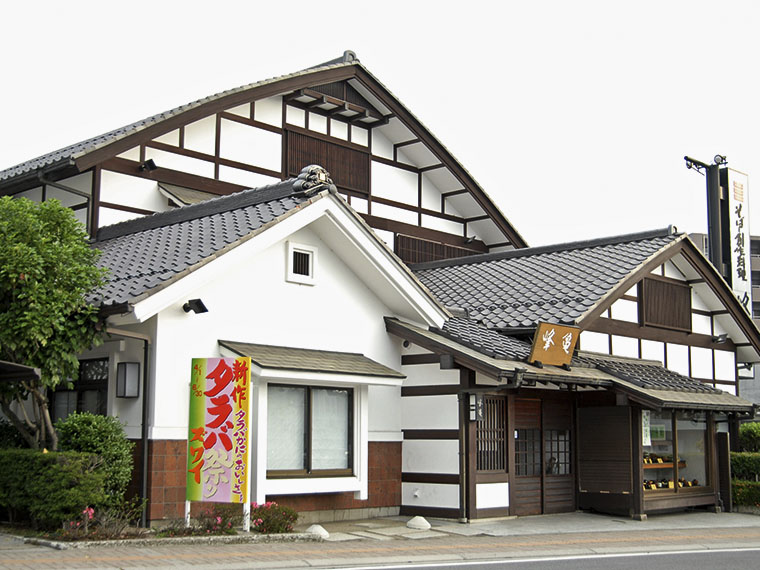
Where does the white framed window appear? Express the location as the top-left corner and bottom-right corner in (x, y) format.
(286, 241), (317, 285)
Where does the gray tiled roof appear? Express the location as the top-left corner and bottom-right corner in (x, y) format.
(413, 229), (682, 329)
(437, 317), (532, 361)
(92, 176), (321, 308)
(219, 340), (404, 378)
(0, 56), (358, 183)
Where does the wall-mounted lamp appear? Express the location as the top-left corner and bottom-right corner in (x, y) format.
(116, 362), (140, 398)
(139, 159), (158, 172)
(183, 299), (208, 314)
(464, 235), (477, 244)
(713, 333), (728, 344)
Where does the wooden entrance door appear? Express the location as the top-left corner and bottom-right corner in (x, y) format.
(511, 397), (575, 516)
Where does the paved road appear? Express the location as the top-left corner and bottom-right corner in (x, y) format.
(3, 511), (760, 569)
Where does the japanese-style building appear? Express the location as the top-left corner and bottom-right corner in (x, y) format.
(0, 52), (757, 523)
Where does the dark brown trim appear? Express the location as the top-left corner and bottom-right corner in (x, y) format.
(214, 114), (221, 180)
(372, 154), (420, 174)
(394, 138), (421, 150)
(90, 165), (101, 236)
(585, 317), (735, 351)
(101, 157), (248, 196)
(99, 201), (156, 216)
(371, 195), (465, 224)
(361, 214), (488, 251)
(474, 506), (511, 519)
(401, 472), (460, 484)
(402, 429), (459, 440)
(419, 164), (445, 173)
(285, 123), (370, 153)
(402, 385), (461, 397)
(401, 354), (439, 365)
(75, 65), (359, 172)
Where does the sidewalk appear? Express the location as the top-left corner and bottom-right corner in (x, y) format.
(2, 511), (760, 569)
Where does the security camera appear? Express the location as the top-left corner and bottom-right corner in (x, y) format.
(713, 155), (726, 165)
(685, 160), (694, 170)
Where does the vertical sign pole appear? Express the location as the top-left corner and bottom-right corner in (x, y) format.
(184, 500), (191, 528)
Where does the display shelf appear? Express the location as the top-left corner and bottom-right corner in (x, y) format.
(643, 461), (686, 470)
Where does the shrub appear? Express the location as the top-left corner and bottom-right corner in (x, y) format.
(54, 497), (147, 541)
(56, 412), (134, 504)
(0, 418), (26, 449)
(0, 449), (107, 529)
(739, 422), (760, 452)
(250, 501), (298, 534)
(731, 452), (760, 480)
(732, 479), (760, 507)
(155, 504), (241, 537)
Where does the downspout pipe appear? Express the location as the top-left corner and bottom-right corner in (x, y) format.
(106, 327), (152, 527)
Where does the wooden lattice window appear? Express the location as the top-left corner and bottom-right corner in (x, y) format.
(639, 276), (691, 332)
(515, 428), (542, 476)
(476, 396), (507, 472)
(395, 234), (481, 264)
(544, 429), (571, 475)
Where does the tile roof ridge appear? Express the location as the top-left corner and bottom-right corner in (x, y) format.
(410, 226), (682, 271)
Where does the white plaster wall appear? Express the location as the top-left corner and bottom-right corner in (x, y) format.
(639, 339), (663, 364)
(611, 335), (638, 358)
(351, 126), (368, 146)
(226, 104), (249, 118)
(692, 313), (712, 335)
(610, 298), (638, 323)
(183, 116), (216, 155)
(217, 166), (279, 189)
(372, 162), (417, 205)
(666, 343), (690, 376)
(402, 482), (459, 509)
(371, 130), (393, 160)
(580, 331), (609, 354)
(714, 350), (736, 382)
(285, 106), (305, 128)
(100, 171), (166, 213)
(402, 440), (459, 474)
(98, 207), (142, 227)
(401, 395), (459, 430)
(117, 147), (141, 161)
(371, 202), (418, 226)
(722, 384), (738, 396)
(692, 289), (711, 312)
(16, 186), (43, 201)
(690, 347), (713, 379)
(253, 96), (282, 127)
(308, 112), (327, 134)
(421, 214), (464, 236)
(219, 118), (281, 171)
(402, 362), (459, 387)
(663, 261), (686, 280)
(350, 196), (368, 214)
(147, 224), (404, 437)
(476, 482), (509, 509)
(330, 119), (348, 141)
(154, 129), (180, 146)
(368, 385), (401, 440)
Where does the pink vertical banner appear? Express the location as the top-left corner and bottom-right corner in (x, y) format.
(187, 357), (250, 503)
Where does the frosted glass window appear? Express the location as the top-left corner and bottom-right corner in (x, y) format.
(311, 388), (350, 470)
(267, 386), (306, 470)
(267, 384), (353, 475)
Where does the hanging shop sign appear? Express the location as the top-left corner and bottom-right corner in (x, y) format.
(186, 356), (251, 503)
(726, 168), (751, 313)
(528, 322), (580, 367)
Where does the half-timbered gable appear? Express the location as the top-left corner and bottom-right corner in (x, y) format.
(0, 51), (526, 265)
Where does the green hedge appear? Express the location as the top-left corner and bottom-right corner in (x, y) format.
(739, 422), (760, 452)
(731, 452), (760, 480)
(0, 449), (107, 529)
(733, 479), (760, 507)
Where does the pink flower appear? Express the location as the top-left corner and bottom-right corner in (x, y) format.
(82, 507), (94, 520)
(216, 516), (222, 524)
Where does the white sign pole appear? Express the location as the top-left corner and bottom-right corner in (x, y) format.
(184, 500), (191, 528)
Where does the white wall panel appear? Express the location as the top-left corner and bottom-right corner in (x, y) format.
(401, 395), (459, 430)
(690, 347), (713, 379)
(721, 384), (737, 396)
(226, 103), (249, 118)
(372, 202), (418, 226)
(403, 440), (459, 474)
(183, 116), (216, 155)
(153, 129), (179, 146)
(16, 186), (43, 201)
(580, 331), (609, 354)
(117, 146), (141, 161)
(610, 299), (638, 323)
(145, 147), (214, 178)
(476, 482), (509, 509)
(663, 260), (686, 280)
(368, 385), (401, 436)
(421, 214), (463, 236)
(217, 166), (279, 189)
(351, 126), (368, 146)
(692, 289), (711, 311)
(285, 106), (305, 127)
(308, 112), (327, 134)
(372, 162), (417, 204)
(97, 207), (142, 227)
(402, 482), (459, 509)
(349, 196), (368, 214)
(692, 313), (712, 335)
(371, 130), (393, 160)
(253, 96), (282, 127)
(402, 362), (459, 387)
(100, 170), (166, 212)
(219, 118), (281, 171)
(611, 335), (638, 358)
(714, 350), (736, 381)
(330, 119), (348, 141)
(641, 339), (665, 364)
(375, 229), (394, 247)
(666, 344), (690, 376)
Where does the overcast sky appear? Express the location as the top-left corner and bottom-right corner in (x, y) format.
(1, 1), (758, 247)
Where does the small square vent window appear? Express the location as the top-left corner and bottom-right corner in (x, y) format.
(286, 241), (316, 285)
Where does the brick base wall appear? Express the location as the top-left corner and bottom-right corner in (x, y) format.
(130, 439), (401, 523)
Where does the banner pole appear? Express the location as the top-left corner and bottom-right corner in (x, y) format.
(184, 500), (191, 528)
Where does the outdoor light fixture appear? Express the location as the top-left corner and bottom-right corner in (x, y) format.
(183, 298), (208, 314)
(713, 333), (728, 344)
(138, 159), (158, 172)
(464, 235), (477, 244)
(116, 362), (140, 398)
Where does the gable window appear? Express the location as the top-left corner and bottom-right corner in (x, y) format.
(286, 241), (316, 285)
(266, 384), (353, 477)
(50, 358), (108, 422)
(639, 276), (691, 332)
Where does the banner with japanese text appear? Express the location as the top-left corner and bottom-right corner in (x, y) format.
(187, 357), (250, 503)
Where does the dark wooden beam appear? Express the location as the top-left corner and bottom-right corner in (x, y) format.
(361, 213), (488, 251)
(585, 317), (735, 351)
